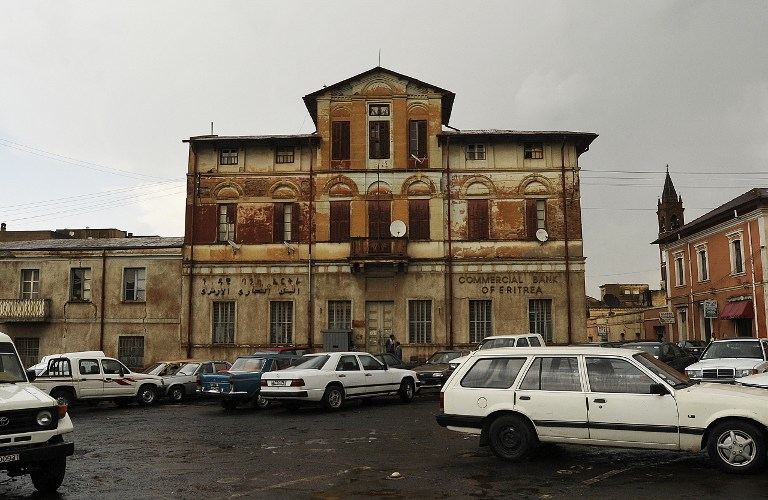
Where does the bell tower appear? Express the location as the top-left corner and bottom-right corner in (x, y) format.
(657, 165), (684, 235)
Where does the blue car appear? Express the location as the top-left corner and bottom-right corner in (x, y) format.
(199, 353), (300, 411)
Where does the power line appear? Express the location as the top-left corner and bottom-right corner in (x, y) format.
(581, 168), (768, 175)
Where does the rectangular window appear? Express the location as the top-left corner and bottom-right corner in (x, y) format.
(70, 268), (92, 302)
(331, 121), (351, 162)
(275, 147), (295, 164)
(15, 337), (39, 368)
(467, 199), (489, 241)
(586, 357), (654, 394)
(697, 247), (709, 281)
(731, 238), (744, 274)
(524, 142), (544, 160)
(536, 200), (546, 230)
(327, 300), (352, 330)
(466, 144), (486, 160)
(408, 199), (430, 240)
(408, 300), (432, 344)
(675, 254), (685, 286)
(118, 336), (145, 370)
(123, 268), (146, 302)
(408, 120), (427, 161)
(469, 299), (492, 343)
(20, 269), (40, 299)
(220, 149), (238, 165)
(273, 203), (298, 243)
(212, 301), (235, 344)
(369, 120), (390, 159)
(218, 204), (236, 243)
(529, 299), (553, 343)
(270, 301), (293, 344)
(329, 201), (350, 242)
(678, 308), (688, 341)
(460, 358), (526, 389)
(369, 104), (390, 116)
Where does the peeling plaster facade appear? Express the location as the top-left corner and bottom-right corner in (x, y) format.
(183, 67), (597, 361)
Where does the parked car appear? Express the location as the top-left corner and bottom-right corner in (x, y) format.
(685, 338), (768, 383)
(678, 340), (709, 359)
(574, 341), (626, 348)
(261, 346), (311, 356)
(0, 332), (75, 494)
(449, 334), (546, 370)
(374, 353), (413, 370)
(161, 360), (231, 402)
(736, 371), (768, 389)
(199, 353), (299, 410)
(33, 352), (164, 407)
(28, 351), (105, 376)
(620, 341), (696, 372)
(437, 346), (768, 474)
(414, 350), (470, 388)
(260, 351), (418, 411)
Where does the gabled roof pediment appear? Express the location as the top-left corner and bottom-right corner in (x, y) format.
(302, 66), (455, 126)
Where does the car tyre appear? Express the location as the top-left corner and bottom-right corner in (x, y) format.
(398, 379), (415, 403)
(168, 386), (185, 403)
(30, 456), (66, 494)
(50, 389), (73, 407)
(221, 399), (238, 411)
(322, 385), (345, 411)
(707, 420), (767, 474)
(136, 385), (158, 406)
(488, 414), (536, 462)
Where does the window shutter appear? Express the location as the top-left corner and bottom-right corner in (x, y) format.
(417, 121), (427, 157)
(380, 121), (390, 158)
(468, 199), (489, 240)
(409, 199), (430, 240)
(272, 203), (284, 243)
(332, 121), (350, 161)
(526, 199), (537, 239)
(291, 202), (299, 242)
(330, 201), (350, 242)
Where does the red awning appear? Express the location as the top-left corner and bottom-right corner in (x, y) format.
(720, 300), (753, 320)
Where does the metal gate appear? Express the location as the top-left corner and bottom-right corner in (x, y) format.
(365, 301), (394, 353)
(118, 336), (145, 370)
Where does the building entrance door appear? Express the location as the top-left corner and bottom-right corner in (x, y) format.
(368, 200), (391, 254)
(365, 301), (394, 353)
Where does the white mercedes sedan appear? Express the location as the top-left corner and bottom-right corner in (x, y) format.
(260, 351), (418, 411)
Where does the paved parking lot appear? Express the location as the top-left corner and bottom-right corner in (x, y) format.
(3, 392), (768, 499)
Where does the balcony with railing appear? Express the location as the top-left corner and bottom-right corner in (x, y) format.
(349, 238), (408, 273)
(0, 299), (51, 322)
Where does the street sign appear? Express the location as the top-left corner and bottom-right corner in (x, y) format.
(659, 312), (675, 324)
(703, 300), (718, 319)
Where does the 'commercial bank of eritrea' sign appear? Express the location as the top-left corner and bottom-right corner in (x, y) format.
(458, 274), (558, 295)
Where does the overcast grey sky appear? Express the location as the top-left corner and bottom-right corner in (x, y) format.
(1, 0), (766, 296)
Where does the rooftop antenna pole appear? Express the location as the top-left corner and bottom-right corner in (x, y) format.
(211, 122), (214, 135)
(378, 49), (381, 67)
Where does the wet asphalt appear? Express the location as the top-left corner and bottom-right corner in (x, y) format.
(2, 392), (768, 499)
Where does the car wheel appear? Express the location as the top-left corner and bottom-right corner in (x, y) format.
(221, 399), (238, 411)
(322, 385), (345, 411)
(488, 414), (536, 462)
(707, 420), (767, 474)
(50, 389), (73, 407)
(254, 395), (270, 410)
(30, 456), (66, 494)
(398, 379), (415, 403)
(168, 386), (185, 403)
(136, 385), (158, 406)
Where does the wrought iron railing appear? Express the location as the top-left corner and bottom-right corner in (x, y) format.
(349, 238), (408, 259)
(0, 299), (50, 322)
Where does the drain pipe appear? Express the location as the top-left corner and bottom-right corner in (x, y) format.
(99, 251), (106, 351)
(307, 137), (315, 351)
(186, 143), (198, 359)
(446, 132), (455, 348)
(560, 138), (573, 345)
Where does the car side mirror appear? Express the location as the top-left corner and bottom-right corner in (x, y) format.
(26, 369), (37, 382)
(649, 383), (669, 395)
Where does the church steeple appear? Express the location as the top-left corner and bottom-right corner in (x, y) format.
(657, 165), (684, 235)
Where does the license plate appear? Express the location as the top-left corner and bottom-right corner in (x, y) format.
(0, 454), (19, 464)
(210, 383), (219, 389)
(269, 380), (288, 387)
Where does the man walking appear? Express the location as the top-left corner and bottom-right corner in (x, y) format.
(385, 334), (396, 354)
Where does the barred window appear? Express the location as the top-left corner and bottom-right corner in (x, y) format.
(276, 147), (295, 164)
(220, 148), (238, 165)
(524, 143), (544, 159)
(469, 300), (492, 343)
(327, 300), (352, 330)
(529, 299), (553, 343)
(21, 269), (40, 299)
(118, 336), (144, 370)
(270, 301), (293, 344)
(123, 268), (146, 302)
(466, 144), (486, 160)
(15, 337), (39, 368)
(70, 268), (92, 302)
(212, 301), (236, 344)
(408, 300), (432, 344)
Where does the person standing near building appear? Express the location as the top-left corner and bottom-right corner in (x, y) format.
(394, 341), (403, 361)
(385, 334), (396, 354)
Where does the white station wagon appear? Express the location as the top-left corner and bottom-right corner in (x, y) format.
(260, 351), (418, 411)
(438, 346), (768, 473)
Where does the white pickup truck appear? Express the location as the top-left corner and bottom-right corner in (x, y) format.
(33, 352), (164, 407)
(0, 332), (74, 494)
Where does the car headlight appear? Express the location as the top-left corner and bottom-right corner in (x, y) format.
(686, 369), (703, 378)
(36, 410), (53, 426)
(736, 369), (757, 377)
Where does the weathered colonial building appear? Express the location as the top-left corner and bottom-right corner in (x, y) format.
(182, 67), (597, 360)
(586, 287), (666, 342)
(0, 236), (184, 368)
(654, 173), (768, 341)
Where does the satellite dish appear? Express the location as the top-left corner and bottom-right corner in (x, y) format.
(535, 229), (549, 242)
(390, 220), (406, 237)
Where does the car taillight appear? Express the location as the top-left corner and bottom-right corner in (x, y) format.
(57, 404), (68, 418)
(290, 379), (305, 387)
(439, 391), (444, 411)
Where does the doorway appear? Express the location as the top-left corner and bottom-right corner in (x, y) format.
(365, 301), (394, 353)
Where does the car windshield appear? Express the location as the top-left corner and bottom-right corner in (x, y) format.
(177, 363), (201, 376)
(478, 338), (517, 350)
(427, 352), (463, 364)
(701, 341), (763, 360)
(230, 358), (266, 372)
(287, 355), (329, 370)
(622, 343), (660, 355)
(143, 363), (165, 375)
(634, 353), (690, 388)
(0, 343), (27, 383)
